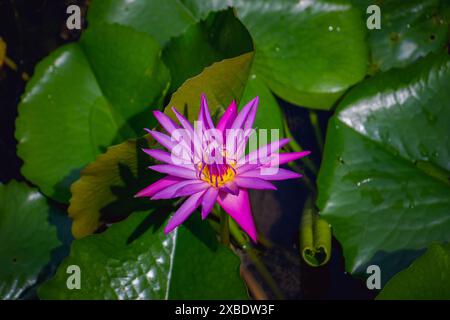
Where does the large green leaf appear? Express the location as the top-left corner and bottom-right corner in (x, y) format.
(38, 211), (247, 299)
(106, 0), (369, 109)
(166, 46), (285, 132)
(377, 244), (450, 300)
(87, 0), (197, 45)
(163, 7), (283, 129)
(238, 63), (284, 133)
(353, 0), (450, 73)
(69, 135), (156, 239)
(317, 53), (450, 279)
(180, 0), (230, 20)
(233, 0), (368, 109)
(162, 9), (253, 92)
(166, 52), (254, 119)
(0, 181), (69, 299)
(16, 24), (170, 203)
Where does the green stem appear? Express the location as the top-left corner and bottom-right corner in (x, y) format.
(219, 207), (230, 246)
(309, 110), (324, 154)
(209, 209), (284, 299)
(228, 219), (285, 300)
(257, 232), (273, 249)
(283, 117), (318, 175)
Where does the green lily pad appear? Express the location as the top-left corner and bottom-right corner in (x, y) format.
(180, 0), (230, 20)
(162, 9), (253, 92)
(234, 0), (368, 109)
(100, 0), (369, 109)
(15, 23), (170, 203)
(87, 0), (197, 45)
(69, 135), (157, 239)
(377, 243), (450, 300)
(163, 8), (283, 129)
(354, 0), (450, 73)
(0, 181), (69, 299)
(239, 64), (284, 133)
(317, 53), (450, 279)
(38, 211), (247, 299)
(166, 52), (254, 119)
(87, 0), (238, 45)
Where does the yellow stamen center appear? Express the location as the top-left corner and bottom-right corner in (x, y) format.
(197, 163), (236, 188)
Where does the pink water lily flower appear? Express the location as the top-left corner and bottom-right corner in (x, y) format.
(135, 95), (310, 242)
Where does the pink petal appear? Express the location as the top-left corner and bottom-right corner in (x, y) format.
(240, 168), (302, 181)
(152, 180), (209, 200)
(216, 100), (237, 133)
(222, 180), (240, 196)
(153, 110), (180, 135)
(142, 148), (174, 164)
(172, 106), (194, 132)
(236, 151), (311, 174)
(237, 151), (311, 173)
(231, 96), (259, 130)
(164, 191), (205, 234)
(142, 148), (193, 168)
(201, 187), (219, 219)
(145, 129), (177, 152)
(134, 176), (182, 198)
(217, 189), (257, 242)
(234, 177), (277, 190)
(148, 164), (197, 179)
(277, 151), (311, 165)
(146, 129), (192, 164)
(238, 138), (291, 167)
(171, 107), (203, 159)
(243, 99), (258, 130)
(198, 94), (214, 130)
(236, 157), (271, 175)
(229, 128), (257, 161)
